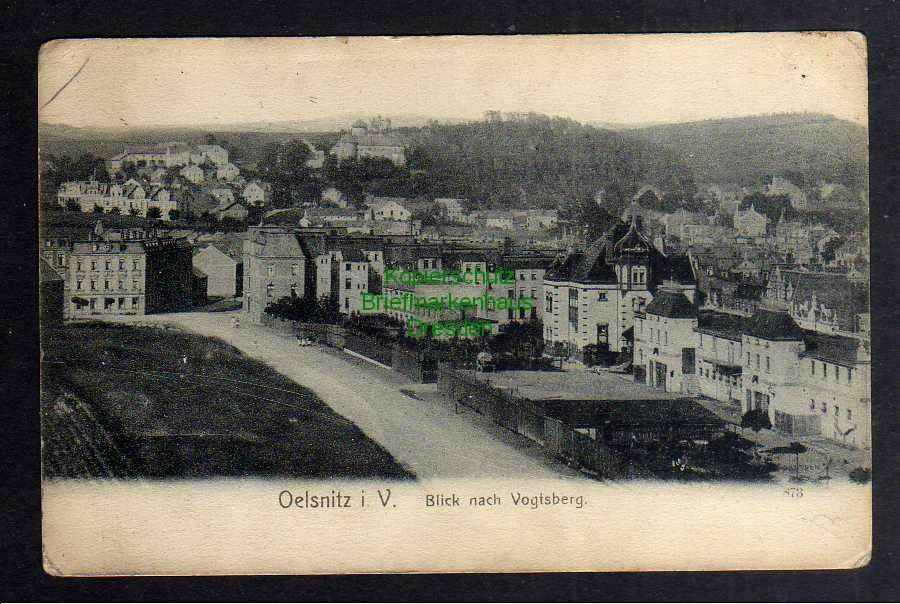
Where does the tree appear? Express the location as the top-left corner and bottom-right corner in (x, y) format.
(107, 207), (121, 215)
(128, 206), (140, 216)
(92, 204), (104, 214)
(741, 407), (772, 433)
(258, 140), (320, 208)
(146, 206), (162, 219)
(740, 407), (772, 461)
(65, 200), (80, 212)
(168, 209), (181, 221)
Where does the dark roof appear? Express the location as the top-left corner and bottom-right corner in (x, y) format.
(781, 270), (869, 333)
(746, 309), (804, 341)
(39, 257), (63, 283)
(543, 398), (725, 428)
(645, 290), (696, 319)
(696, 310), (749, 341)
(801, 332), (861, 367)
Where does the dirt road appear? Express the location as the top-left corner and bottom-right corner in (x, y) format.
(109, 312), (582, 481)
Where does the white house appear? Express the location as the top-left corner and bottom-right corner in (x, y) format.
(733, 204), (769, 238)
(366, 197), (411, 221)
(478, 210), (514, 230)
(216, 162), (240, 182)
(180, 164), (204, 185)
(242, 181), (268, 207)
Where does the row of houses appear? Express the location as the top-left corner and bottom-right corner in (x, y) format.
(241, 227), (558, 329)
(57, 179), (186, 218)
(108, 143), (230, 173)
(633, 290), (871, 450)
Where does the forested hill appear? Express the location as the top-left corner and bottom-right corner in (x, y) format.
(399, 115), (695, 211)
(622, 113), (868, 189)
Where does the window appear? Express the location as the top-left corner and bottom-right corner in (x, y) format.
(598, 292), (607, 301)
(90, 280), (96, 290)
(131, 297), (139, 307)
(531, 288), (536, 298)
(664, 331), (668, 346)
(810, 399), (815, 411)
(755, 353), (760, 370)
(119, 259), (125, 270)
(104, 281), (110, 290)
(345, 278), (351, 290)
(765, 356), (770, 373)
(266, 264), (274, 278)
(118, 280), (123, 290)
(345, 263), (351, 271)
(76, 280), (83, 290)
(133, 260), (138, 270)
(810, 360), (815, 375)
(90, 261), (96, 271)
(76, 261), (83, 271)
(266, 283), (274, 298)
(133, 280), (139, 290)
(531, 273), (536, 280)
(105, 260), (111, 270)
(848, 368), (853, 384)
(291, 264), (299, 276)
(847, 409), (852, 421)
(834, 405), (839, 417)
(821, 403), (826, 413)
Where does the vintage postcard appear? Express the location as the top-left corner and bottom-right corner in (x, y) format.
(38, 34), (870, 575)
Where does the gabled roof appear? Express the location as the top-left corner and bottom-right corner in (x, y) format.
(39, 257), (64, 283)
(696, 310), (749, 341)
(746, 309), (804, 341)
(645, 290), (696, 319)
(801, 332), (861, 367)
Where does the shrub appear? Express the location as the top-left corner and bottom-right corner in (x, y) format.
(848, 467), (871, 484)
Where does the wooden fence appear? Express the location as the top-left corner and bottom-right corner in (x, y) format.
(436, 363), (626, 478)
(274, 319), (437, 383)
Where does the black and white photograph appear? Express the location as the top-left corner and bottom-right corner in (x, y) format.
(36, 34), (872, 575)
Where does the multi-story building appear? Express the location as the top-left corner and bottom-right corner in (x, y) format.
(633, 302), (871, 450)
(56, 180), (184, 218)
(66, 234), (192, 317)
(243, 228), (310, 324)
(365, 197), (411, 222)
(765, 268), (869, 335)
(733, 204), (769, 238)
(543, 205), (696, 361)
(331, 117), (406, 166)
(108, 143), (229, 173)
(632, 287), (699, 393)
(434, 198), (474, 224)
(477, 210), (515, 230)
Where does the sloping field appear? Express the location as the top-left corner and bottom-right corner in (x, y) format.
(41, 322), (413, 479)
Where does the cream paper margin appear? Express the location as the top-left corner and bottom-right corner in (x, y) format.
(39, 33), (871, 575)
(43, 480), (871, 574)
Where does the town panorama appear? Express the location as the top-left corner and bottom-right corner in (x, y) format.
(39, 108), (870, 483)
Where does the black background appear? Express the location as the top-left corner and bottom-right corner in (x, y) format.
(2, 1), (899, 600)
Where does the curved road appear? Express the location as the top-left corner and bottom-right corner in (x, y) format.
(109, 312), (582, 481)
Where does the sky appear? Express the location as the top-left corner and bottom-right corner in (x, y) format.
(38, 33), (868, 129)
